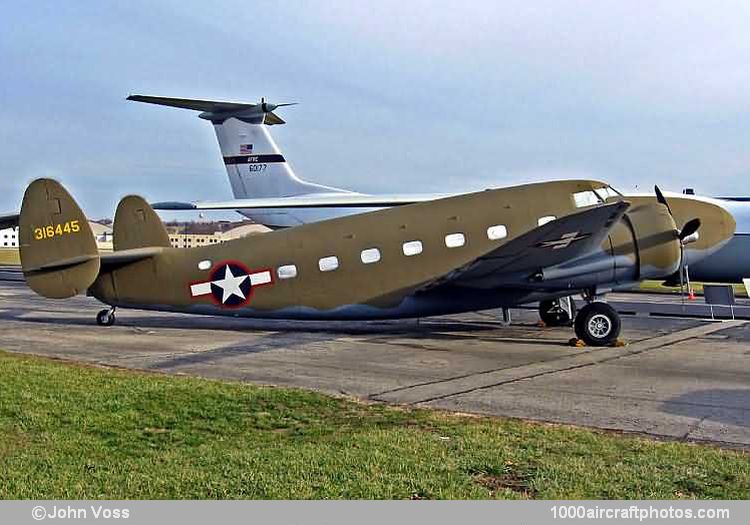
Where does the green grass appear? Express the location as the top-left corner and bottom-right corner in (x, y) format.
(0, 249), (19, 265)
(0, 351), (748, 499)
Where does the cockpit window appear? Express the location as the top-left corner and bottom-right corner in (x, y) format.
(594, 186), (622, 201)
(574, 186), (622, 208)
(573, 190), (601, 208)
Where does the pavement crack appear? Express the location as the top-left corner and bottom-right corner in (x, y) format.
(367, 349), (591, 399)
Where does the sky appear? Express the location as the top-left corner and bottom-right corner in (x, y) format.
(1, 0), (750, 219)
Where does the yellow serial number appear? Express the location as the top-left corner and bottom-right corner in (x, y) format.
(34, 220), (80, 240)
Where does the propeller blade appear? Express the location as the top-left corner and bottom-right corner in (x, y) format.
(275, 102), (299, 108)
(654, 185), (673, 216)
(678, 218), (701, 241)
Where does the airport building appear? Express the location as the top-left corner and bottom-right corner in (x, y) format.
(90, 221), (114, 251)
(166, 221), (269, 248)
(1, 227), (19, 248)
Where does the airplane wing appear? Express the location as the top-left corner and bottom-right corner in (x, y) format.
(0, 212), (20, 230)
(429, 201), (631, 289)
(151, 193), (451, 211)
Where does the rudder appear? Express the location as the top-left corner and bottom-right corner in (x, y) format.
(19, 179), (100, 298)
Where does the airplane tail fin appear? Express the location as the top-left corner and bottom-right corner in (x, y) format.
(127, 95), (350, 199)
(19, 179), (100, 298)
(113, 195), (172, 250)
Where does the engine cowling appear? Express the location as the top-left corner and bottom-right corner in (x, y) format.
(623, 202), (681, 280)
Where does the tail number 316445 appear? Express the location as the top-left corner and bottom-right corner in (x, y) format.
(34, 220), (80, 240)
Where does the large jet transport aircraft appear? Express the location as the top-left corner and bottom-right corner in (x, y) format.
(126, 95), (749, 286)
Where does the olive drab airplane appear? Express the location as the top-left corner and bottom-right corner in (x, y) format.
(13, 174), (734, 346)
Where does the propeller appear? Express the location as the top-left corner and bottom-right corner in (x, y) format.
(678, 217), (701, 242)
(654, 185), (701, 301)
(654, 185), (672, 216)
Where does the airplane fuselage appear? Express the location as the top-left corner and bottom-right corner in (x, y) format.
(87, 180), (734, 320)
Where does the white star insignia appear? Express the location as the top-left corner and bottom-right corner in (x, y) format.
(213, 265), (248, 303)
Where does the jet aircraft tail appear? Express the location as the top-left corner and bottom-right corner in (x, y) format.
(19, 179), (100, 298)
(127, 95), (350, 200)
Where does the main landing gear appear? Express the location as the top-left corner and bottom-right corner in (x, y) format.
(539, 294), (622, 347)
(96, 307), (116, 326)
(574, 301), (621, 347)
(538, 297), (577, 327)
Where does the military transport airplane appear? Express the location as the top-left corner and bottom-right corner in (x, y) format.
(14, 175), (734, 346)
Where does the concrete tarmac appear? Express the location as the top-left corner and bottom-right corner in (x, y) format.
(1, 280), (749, 447)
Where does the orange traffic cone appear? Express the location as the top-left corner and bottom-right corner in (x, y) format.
(688, 289), (696, 300)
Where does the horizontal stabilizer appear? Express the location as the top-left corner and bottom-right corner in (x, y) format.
(127, 95), (287, 125)
(152, 193), (451, 211)
(23, 254), (99, 274)
(100, 247), (164, 271)
(128, 94), (256, 113)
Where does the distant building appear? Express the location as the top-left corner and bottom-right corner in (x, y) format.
(1, 227), (19, 248)
(89, 221), (114, 251)
(167, 221), (269, 248)
(168, 233), (223, 249)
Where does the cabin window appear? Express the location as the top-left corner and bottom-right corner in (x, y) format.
(277, 264), (298, 279)
(197, 260), (212, 271)
(360, 248), (381, 264)
(538, 215), (556, 226)
(444, 233), (466, 248)
(573, 190), (600, 208)
(487, 225), (508, 240)
(402, 240), (423, 256)
(318, 256), (339, 272)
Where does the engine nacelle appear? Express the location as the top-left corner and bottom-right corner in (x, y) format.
(624, 202), (681, 280)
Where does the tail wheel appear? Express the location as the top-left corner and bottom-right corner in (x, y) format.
(96, 309), (116, 326)
(539, 298), (577, 327)
(574, 302), (620, 347)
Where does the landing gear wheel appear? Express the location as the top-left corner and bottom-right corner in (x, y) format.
(539, 298), (577, 327)
(96, 309), (116, 326)
(574, 302), (620, 347)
